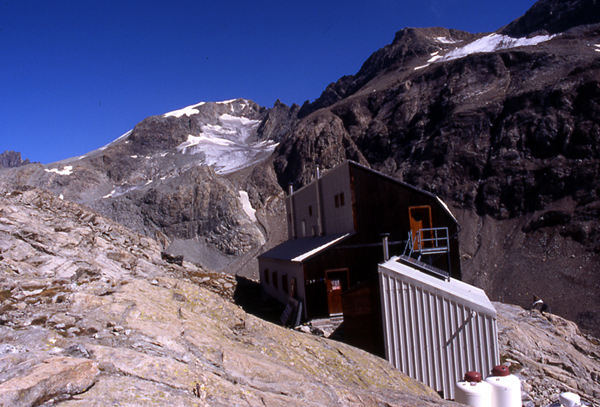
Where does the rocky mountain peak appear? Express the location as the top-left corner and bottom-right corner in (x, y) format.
(298, 27), (477, 117)
(113, 98), (268, 168)
(0, 99), (297, 276)
(500, 0), (600, 37)
(0, 151), (31, 169)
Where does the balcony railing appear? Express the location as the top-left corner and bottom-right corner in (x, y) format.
(402, 227), (451, 280)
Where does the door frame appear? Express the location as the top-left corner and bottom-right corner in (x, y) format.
(325, 268), (349, 316)
(409, 206), (433, 248)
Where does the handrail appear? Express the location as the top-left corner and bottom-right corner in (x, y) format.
(402, 226), (452, 281)
(417, 227), (449, 252)
(404, 227), (450, 256)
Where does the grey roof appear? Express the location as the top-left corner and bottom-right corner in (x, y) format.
(258, 232), (353, 263)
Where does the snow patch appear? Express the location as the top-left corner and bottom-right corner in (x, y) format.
(441, 33), (555, 62)
(216, 99), (238, 105)
(176, 113), (277, 174)
(414, 51), (444, 70)
(239, 191), (256, 222)
(45, 166), (73, 176)
(164, 102), (206, 118)
(415, 33), (555, 71)
(435, 36), (460, 44)
(96, 129), (133, 153)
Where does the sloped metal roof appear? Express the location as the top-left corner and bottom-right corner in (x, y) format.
(258, 232), (353, 263)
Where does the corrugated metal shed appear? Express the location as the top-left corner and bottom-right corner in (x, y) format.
(379, 257), (499, 400)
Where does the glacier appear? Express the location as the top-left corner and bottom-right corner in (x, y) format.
(176, 113), (277, 175)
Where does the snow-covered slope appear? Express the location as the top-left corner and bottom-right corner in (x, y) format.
(174, 112), (277, 174)
(415, 33), (556, 70)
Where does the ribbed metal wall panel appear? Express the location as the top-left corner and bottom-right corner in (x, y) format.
(379, 259), (499, 400)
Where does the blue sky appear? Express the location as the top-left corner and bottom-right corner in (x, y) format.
(1, 0), (537, 164)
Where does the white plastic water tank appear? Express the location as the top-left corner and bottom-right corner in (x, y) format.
(559, 392), (581, 406)
(455, 371), (492, 407)
(485, 365), (522, 407)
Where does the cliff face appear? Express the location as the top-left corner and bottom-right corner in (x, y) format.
(0, 151), (30, 168)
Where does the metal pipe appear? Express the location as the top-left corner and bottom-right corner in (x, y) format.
(381, 233), (390, 261)
(315, 166), (324, 236)
(288, 183), (296, 239)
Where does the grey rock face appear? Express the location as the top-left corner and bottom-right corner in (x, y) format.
(500, 0), (600, 37)
(0, 188), (456, 406)
(0, 151), (30, 169)
(496, 302), (600, 406)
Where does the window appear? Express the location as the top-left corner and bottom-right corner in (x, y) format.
(272, 271), (278, 289)
(301, 220), (306, 237)
(264, 269), (269, 285)
(282, 274), (289, 294)
(334, 193), (345, 208)
(308, 205), (313, 216)
(288, 213), (292, 222)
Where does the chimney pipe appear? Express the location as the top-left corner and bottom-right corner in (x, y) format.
(315, 167), (324, 236)
(381, 233), (390, 261)
(288, 183), (296, 239)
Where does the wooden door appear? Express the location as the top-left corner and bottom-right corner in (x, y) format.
(409, 206), (432, 248)
(325, 269), (348, 316)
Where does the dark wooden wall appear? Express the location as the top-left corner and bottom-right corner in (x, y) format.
(349, 164), (462, 279)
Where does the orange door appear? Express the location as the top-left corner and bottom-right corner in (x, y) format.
(409, 206), (432, 248)
(326, 269), (348, 316)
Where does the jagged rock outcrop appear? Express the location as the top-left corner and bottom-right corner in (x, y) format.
(0, 151), (30, 169)
(297, 27), (478, 118)
(0, 188), (455, 406)
(496, 302), (600, 406)
(500, 0), (600, 37)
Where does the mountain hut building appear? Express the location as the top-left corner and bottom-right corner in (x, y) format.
(258, 160), (460, 319)
(257, 161), (499, 398)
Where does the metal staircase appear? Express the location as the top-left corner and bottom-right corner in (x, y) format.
(401, 227), (451, 280)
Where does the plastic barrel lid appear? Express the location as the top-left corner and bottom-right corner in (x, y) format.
(491, 365), (510, 377)
(464, 371), (482, 382)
